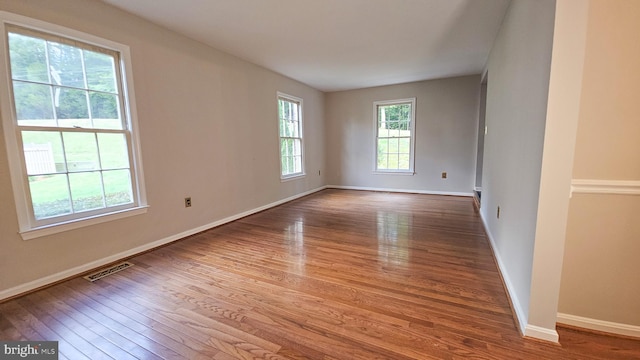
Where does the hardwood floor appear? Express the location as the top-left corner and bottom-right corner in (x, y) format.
(1, 189), (639, 359)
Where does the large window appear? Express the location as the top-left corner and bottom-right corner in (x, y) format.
(277, 92), (304, 179)
(374, 98), (416, 173)
(0, 13), (147, 239)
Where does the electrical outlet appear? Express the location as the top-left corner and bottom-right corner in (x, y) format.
(497, 206), (500, 219)
(441, 172), (447, 179)
(185, 197), (192, 208)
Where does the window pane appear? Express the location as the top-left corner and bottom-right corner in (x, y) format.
(289, 120), (299, 138)
(97, 133), (129, 169)
(84, 50), (117, 93)
(63, 132), (99, 172)
(13, 81), (54, 124)
(278, 100), (297, 137)
(388, 153), (400, 169)
(387, 106), (397, 120)
(93, 119), (123, 131)
(389, 138), (399, 153)
(29, 174), (72, 219)
(384, 120), (397, 130)
(293, 139), (301, 156)
(69, 171), (105, 212)
(55, 87), (89, 121)
(22, 131), (66, 174)
(399, 138), (410, 153)
(279, 118), (286, 137)
(284, 101), (291, 120)
(282, 139), (289, 157)
(288, 139), (294, 157)
(48, 42), (85, 88)
(378, 138), (389, 155)
(103, 169), (133, 207)
(399, 154), (410, 170)
(281, 156), (289, 175)
(287, 156), (294, 175)
(90, 92), (121, 129)
(377, 152), (388, 170)
(8, 33), (48, 83)
(294, 155), (302, 173)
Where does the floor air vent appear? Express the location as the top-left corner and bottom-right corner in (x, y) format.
(83, 261), (134, 282)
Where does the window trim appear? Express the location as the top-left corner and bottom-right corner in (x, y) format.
(0, 11), (148, 240)
(277, 91), (305, 181)
(373, 98), (417, 174)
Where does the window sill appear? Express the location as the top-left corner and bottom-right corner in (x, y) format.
(373, 170), (415, 176)
(281, 173), (306, 182)
(20, 205), (149, 240)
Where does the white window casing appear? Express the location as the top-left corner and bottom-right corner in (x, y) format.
(0, 11), (148, 240)
(373, 98), (416, 174)
(277, 91), (305, 180)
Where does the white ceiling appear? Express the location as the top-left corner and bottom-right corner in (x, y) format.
(101, 0), (511, 92)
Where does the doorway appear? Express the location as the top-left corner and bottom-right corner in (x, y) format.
(474, 73), (488, 208)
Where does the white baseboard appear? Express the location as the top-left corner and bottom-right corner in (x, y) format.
(327, 185), (473, 197)
(479, 211), (559, 343)
(557, 313), (640, 338)
(524, 324), (559, 342)
(0, 186), (327, 301)
(478, 211), (529, 336)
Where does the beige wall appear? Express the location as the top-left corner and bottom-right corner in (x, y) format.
(562, 195), (640, 325)
(559, 0), (640, 327)
(325, 76), (479, 194)
(0, 0), (325, 295)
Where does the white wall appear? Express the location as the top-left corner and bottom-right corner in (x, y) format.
(0, 0), (325, 297)
(480, 0), (556, 334)
(527, 0), (588, 341)
(325, 76), (479, 195)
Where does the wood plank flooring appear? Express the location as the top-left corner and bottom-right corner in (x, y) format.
(1, 189), (639, 359)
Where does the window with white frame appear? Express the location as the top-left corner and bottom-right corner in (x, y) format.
(374, 98), (416, 173)
(277, 92), (304, 179)
(0, 13), (147, 239)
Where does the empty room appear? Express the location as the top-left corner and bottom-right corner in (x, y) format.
(0, 0), (638, 359)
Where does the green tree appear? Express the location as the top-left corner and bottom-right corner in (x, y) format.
(379, 104), (410, 130)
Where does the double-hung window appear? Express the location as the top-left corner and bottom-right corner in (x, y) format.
(0, 13), (147, 239)
(277, 92), (304, 179)
(374, 98), (416, 173)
